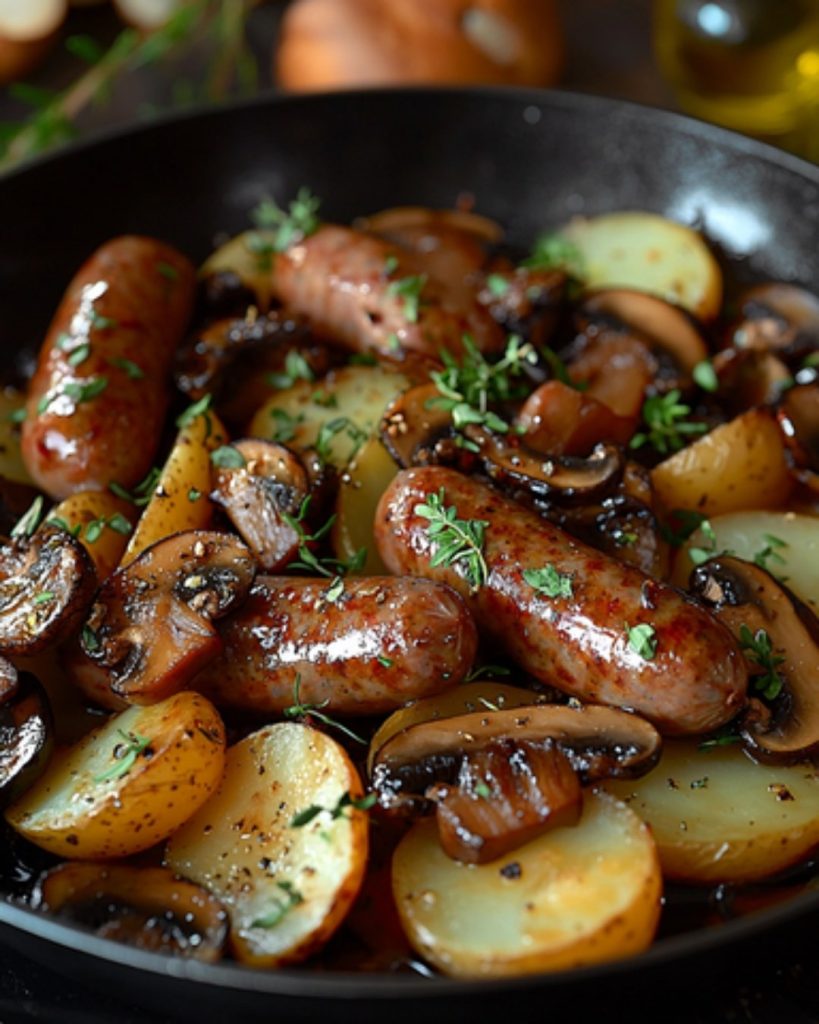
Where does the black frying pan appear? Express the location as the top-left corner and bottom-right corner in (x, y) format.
(1, 87), (819, 1023)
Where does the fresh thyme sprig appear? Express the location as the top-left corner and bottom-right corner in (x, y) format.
(248, 187), (322, 267)
(94, 729), (152, 783)
(281, 495), (366, 578)
(290, 791), (377, 828)
(629, 389), (708, 456)
(739, 625), (786, 700)
(251, 881), (304, 930)
(414, 488), (489, 592)
(283, 675), (367, 745)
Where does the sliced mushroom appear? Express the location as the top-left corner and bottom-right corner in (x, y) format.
(210, 439), (309, 571)
(380, 383), (455, 469)
(428, 739), (582, 864)
(478, 267), (567, 349)
(777, 383), (819, 491)
(730, 283), (819, 363)
(0, 660), (52, 804)
(65, 530), (255, 705)
(689, 556), (819, 764)
(0, 526), (96, 656)
(32, 863), (228, 962)
(372, 703), (660, 807)
(712, 347), (792, 412)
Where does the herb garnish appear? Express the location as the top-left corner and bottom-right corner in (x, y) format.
(290, 791), (377, 828)
(67, 343), (90, 368)
(268, 350), (315, 389)
(540, 346), (588, 391)
(464, 664), (511, 682)
(33, 592), (55, 606)
(414, 488), (489, 592)
(693, 360), (719, 393)
(753, 534), (788, 572)
(11, 496), (45, 539)
(485, 273), (510, 298)
(110, 357), (145, 380)
(109, 466), (162, 507)
(94, 729), (151, 783)
(248, 187), (321, 267)
(90, 310), (117, 331)
(270, 408), (303, 444)
(522, 233), (585, 278)
(688, 519), (720, 566)
(698, 725), (741, 751)
(377, 655), (394, 668)
(210, 445), (246, 469)
(523, 565), (574, 599)
(176, 394), (213, 430)
(251, 881), (304, 929)
(38, 376), (108, 413)
(281, 495), (365, 577)
(84, 513), (132, 544)
(387, 273), (427, 323)
(473, 781), (492, 799)
(630, 390), (708, 455)
(156, 261), (179, 282)
(283, 675), (366, 745)
(626, 623), (658, 660)
(325, 577), (345, 603)
(315, 417), (368, 463)
(739, 625), (785, 700)
(188, 488), (202, 503)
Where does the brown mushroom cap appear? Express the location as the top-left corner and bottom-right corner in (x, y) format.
(66, 530), (255, 705)
(371, 703), (661, 810)
(731, 283), (819, 361)
(0, 526), (96, 656)
(689, 555), (819, 764)
(210, 438), (310, 572)
(32, 862), (228, 962)
(380, 383), (455, 469)
(0, 661), (52, 805)
(777, 383), (819, 490)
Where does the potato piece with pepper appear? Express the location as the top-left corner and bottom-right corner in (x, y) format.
(392, 790), (661, 977)
(5, 691), (225, 859)
(165, 722), (368, 968)
(122, 404), (227, 565)
(605, 740), (819, 883)
(47, 490), (134, 580)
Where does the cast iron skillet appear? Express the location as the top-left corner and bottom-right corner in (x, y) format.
(1, 88), (819, 1022)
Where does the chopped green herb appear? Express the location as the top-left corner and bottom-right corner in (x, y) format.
(268, 350), (315, 390)
(33, 591), (55, 606)
(626, 623), (658, 660)
(7, 407), (26, 424)
(325, 576), (344, 603)
(109, 466), (161, 507)
(387, 273), (427, 323)
(415, 488), (489, 592)
(66, 33), (105, 64)
(315, 417), (367, 463)
(90, 310), (117, 331)
(464, 664), (511, 682)
(210, 445), (246, 469)
(688, 519), (720, 567)
(474, 781), (492, 799)
(269, 408), (303, 444)
(693, 360), (719, 393)
(698, 729), (741, 751)
(81, 624), (100, 652)
(250, 187), (321, 254)
(110, 357), (144, 380)
(661, 510), (707, 548)
(539, 346), (588, 391)
(156, 261), (179, 282)
(386, 332), (401, 353)
(630, 389), (707, 456)
(63, 377), (108, 404)
(55, 332), (72, 350)
(311, 390), (338, 409)
(486, 273), (510, 298)
(753, 534), (788, 572)
(282, 495), (364, 578)
(377, 655), (393, 668)
(67, 343), (90, 368)
(94, 729), (151, 783)
(384, 254), (399, 276)
(251, 881), (304, 929)
(523, 233), (585, 278)
(615, 530), (638, 547)
(690, 777), (709, 789)
(45, 516), (82, 538)
(290, 790), (376, 829)
(176, 394), (212, 429)
(523, 564), (574, 599)
(739, 624), (785, 700)
(188, 488), (202, 502)
(348, 353), (377, 367)
(11, 496), (45, 539)
(283, 674), (366, 745)
(84, 513), (132, 544)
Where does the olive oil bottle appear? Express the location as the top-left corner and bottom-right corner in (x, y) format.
(654, 0), (819, 159)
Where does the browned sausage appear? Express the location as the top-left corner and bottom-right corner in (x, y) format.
(273, 225), (503, 359)
(194, 574), (478, 714)
(374, 467), (747, 735)
(22, 237), (196, 499)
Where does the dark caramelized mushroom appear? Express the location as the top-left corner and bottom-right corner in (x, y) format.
(33, 863), (228, 962)
(478, 267), (568, 348)
(730, 283), (819, 362)
(65, 530), (255, 705)
(777, 383), (819, 490)
(712, 347), (791, 412)
(561, 324), (655, 419)
(0, 660), (52, 804)
(689, 556), (819, 764)
(0, 526), (96, 656)
(516, 380), (636, 456)
(211, 439), (310, 571)
(380, 383), (455, 468)
(428, 739), (582, 864)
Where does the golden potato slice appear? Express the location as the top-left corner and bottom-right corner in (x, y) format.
(368, 681), (548, 775)
(48, 490), (134, 580)
(0, 387), (32, 484)
(248, 365), (409, 470)
(562, 211), (722, 320)
(392, 790), (661, 978)
(605, 740), (819, 883)
(6, 692), (225, 859)
(332, 436), (397, 574)
(200, 229), (275, 310)
(671, 511), (819, 614)
(122, 407), (227, 565)
(651, 409), (792, 518)
(165, 722), (368, 968)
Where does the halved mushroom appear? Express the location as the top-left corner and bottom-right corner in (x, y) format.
(777, 383), (819, 492)
(730, 283), (819, 363)
(64, 530), (255, 706)
(380, 383), (455, 468)
(371, 703), (661, 862)
(689, 555), (819, 764)
(32, 862), (228, 962)
(0, 526), (96, 656)
(0, 659), (52, 804)
(210, 439), (310, 571)
(711, 347), (792, 412)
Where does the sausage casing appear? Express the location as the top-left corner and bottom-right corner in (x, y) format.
(194, 574), (478, 715)
(22, 236), (195, 499)
(375, 467), (747, 735)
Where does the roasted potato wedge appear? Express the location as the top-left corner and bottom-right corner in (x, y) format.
(651, 409), (792, 517)
(562, 211), (722, 320)
(6, 692), (225, 859)
(165, 722), (368, 968)
(605, 740), (819, 883)
(248, 365), (410, 470)
(48, 490), (134, 580)
(200, 229), (275, 310)
(332, 435), (398, 574)
(392, 790), (661, 977)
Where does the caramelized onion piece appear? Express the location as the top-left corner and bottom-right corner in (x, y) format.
(428, 739), (582, 864)
(0, 526), (96, 656)
(689, 556), (819, 764)
(33, 863), (228, 962)
(517, 379), (635, 456)
(65, 530), (255, 705)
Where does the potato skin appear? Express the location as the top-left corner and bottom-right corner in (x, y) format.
(5, 691), (225, 859)
(195, 574), (477, 714)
